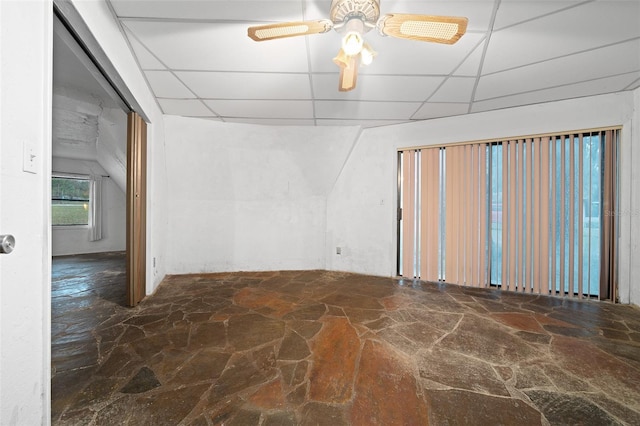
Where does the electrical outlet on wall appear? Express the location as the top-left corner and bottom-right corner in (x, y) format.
(336, 247), (342, 255)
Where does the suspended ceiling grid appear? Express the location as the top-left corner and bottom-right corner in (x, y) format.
(102, 0), (640, 128)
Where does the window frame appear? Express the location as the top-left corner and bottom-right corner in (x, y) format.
(51, 174), (92, 228)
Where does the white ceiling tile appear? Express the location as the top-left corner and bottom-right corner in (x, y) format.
(158, 99), (214, 116)
(312, 74), (445, 101)
(112, 1), (304, 21)
(483, 1), (640, 74)
(471, 73), (640, 114)
(198, 117), (225, 123)
(493, 1), (585, 30)
(145, 71), (194, 98)
(316, 119), (410, 128)
(124, 21), (309, 72)
(625, 78), (640, 91)
(452, 40), (484, 76)
(476, 40), (640, 101)
(224, 118), (317, 126)
(429, 77), (476, 102)
(204, 100), (314, 119)
(315, 101), (421, 120)
(303, 1), (331, 20)
(176, 71), (312, 99)
(123, 26), (165, 70)
(412, 102), (469, 120)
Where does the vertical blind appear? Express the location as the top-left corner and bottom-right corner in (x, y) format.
(399, 128), (620, 300)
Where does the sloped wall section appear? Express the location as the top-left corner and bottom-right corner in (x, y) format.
(52, 88), (127, 255)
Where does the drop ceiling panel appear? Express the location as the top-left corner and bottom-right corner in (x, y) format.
(204, 100), (315, 119)
(104, 0), (639, 127)
(315, 101), (421, 120)
(483, 1), (640, 74)
(429, 77), (476, 103)
(472, 73), (640, 114)
(412, 102), (469, 120)
(476, 39), (640, 101)
(452, 41), (484, 77)
(111, 0), (304, 21)
(303, 1), (330, 20)
(123, 27), (165, 70)
(225, 118), (317, 126)
(158, 99), (215, 116)
(355, 33), (484, 76)
(493, 1), (585, 30)
(176, 71), (312, 100)
(145, 71), (194, 98)
(312, 74), (445, 101)
(316, 119), (408, 128)
(627, 78), (640, 91)
(124, 21), (309, 72)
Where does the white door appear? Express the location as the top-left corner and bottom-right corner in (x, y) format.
(0, 1), (52, 424)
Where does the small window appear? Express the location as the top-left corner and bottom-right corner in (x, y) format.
(52, 176), (90, 226)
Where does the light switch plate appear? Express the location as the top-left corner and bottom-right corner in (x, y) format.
(23, 141), (37, 174)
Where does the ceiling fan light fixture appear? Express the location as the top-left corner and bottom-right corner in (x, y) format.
(247, 1), (469, 92)
(333, 48), (351, 68)
(339, 54), (358, 92)
(342, 31), (364, 55)
(360, 42), (377, 65)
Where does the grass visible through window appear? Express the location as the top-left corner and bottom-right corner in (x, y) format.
(52, 177), (90, 226)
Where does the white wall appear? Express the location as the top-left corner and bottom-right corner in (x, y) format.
(326, 91), (640, 305)
(0, 1), (52, 424)
(71, 0), (168, 292)
(51, 157), (125, 256)
(164, 116), (359, 274)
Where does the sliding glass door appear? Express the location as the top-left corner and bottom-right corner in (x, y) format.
(398, 128), (620, 301)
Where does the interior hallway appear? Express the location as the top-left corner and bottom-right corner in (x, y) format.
(52, 253), (640, 425)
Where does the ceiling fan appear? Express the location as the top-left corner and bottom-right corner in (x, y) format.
(247, 0), (468, 91)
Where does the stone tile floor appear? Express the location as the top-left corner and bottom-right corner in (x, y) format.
(52, 253), (640, 425)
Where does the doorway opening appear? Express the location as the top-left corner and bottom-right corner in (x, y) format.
(51, 5), (148, 420)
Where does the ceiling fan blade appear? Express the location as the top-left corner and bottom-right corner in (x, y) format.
(248, 19), (333, 41)
(378, 14), (468, 44)
(338, 55), (358, 92)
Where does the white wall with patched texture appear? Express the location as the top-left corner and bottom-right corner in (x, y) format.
(163, 116), (360, 274)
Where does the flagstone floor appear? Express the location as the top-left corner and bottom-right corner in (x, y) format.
(52, 253), (640, 425)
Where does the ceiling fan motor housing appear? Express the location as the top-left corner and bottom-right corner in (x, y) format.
(330, 0), (380, 32)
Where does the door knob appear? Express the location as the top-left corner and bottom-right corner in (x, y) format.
(0, 235), (15, 254)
